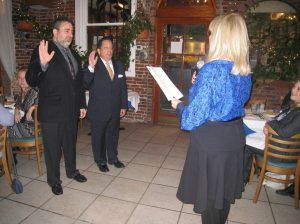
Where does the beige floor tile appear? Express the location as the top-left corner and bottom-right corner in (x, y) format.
(242, 182), (268, 202)
(118, 149), (139, 163)
(22, 209), (74, 224)
(118, 140), (146, 151)
(265, 186), (294, 206)
(162, 157), (185, 170)
(8, 180), (53, 207)
(152, 168), (182, 187)
(17, 160), (47, 179)
(140, 184), (182, 211)
(174, 138), (190, 148)
(0, 199), (36, 223)
(228, 198), (274, 224)
(150, 136), (177, 146)
(168, 146), (188, 159)
(271, 203), (300, 224)
(132, 152), (166, 167)
(67, 171), (114, 194)
(42, 188), (97, 219)
(102, 177), (149, 203)
(76, 142), (90, 151)
(75, 154), (94, 171)
(181, 204), (200, 215)
(73, 220), (91, 224)
(127, 204), (180, 224)
(142, 143), (172, 156)
(119, 163), (158, 182)
(80, 196), (136, 224)
(127, 132), (153, 143)
(77, 145), (93, 157)
(178, 213), (202, 224)
(87, 163), (124, 176)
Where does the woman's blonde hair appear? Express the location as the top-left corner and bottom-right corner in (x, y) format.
(207, 13), (251, 75)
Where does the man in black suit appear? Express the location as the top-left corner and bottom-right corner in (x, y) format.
(83, 37), (127, 172)
(26, 17), (87, 195)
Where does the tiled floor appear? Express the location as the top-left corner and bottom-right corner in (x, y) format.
(1, 122), (299, 224)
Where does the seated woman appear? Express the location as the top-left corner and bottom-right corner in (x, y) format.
(8, 68), (38, 139)
(244, 79), (300, 196)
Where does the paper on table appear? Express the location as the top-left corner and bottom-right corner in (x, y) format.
(147, 66), (183, 101)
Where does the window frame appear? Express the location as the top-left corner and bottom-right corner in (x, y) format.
(75, 0), (137, 77)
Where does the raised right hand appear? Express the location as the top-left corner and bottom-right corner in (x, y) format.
(39, 40), (55, 66)
(88, 51), (98, 68)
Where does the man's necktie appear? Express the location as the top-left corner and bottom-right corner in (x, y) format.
(64, 49), (76, 80)
(106, 62), (114, 80)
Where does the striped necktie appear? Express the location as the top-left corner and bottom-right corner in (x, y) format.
(64, 48), (75, 80)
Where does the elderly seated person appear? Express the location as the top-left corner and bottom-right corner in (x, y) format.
(8, 68), (38, 139)
(244, 79), (300, 198)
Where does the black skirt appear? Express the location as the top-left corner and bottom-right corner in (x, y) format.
(177, 119), (245, 214)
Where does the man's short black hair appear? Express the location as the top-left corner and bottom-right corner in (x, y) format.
(97, 35), (114, 49)
(53, 17), (74, 30)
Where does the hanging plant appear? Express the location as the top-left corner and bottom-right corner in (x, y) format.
(12, 3), (36, 31)
(118, 8), (154, 67)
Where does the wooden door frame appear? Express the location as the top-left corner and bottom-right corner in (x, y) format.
(152, 17), (213, 124)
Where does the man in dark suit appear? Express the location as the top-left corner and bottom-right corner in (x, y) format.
(83, 36), (127, 172)
(26, 17), (87, 195)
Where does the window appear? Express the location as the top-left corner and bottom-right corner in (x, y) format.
(75, 0), (137, 77)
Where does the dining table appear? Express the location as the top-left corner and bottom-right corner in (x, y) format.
(243, 110), (276, 150)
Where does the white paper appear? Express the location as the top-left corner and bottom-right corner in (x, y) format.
(170, 39), (183, 54)
(147, 66), (183, 101)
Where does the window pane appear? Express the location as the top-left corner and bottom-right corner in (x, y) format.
(88, 0), (131, 23)
(163, 24), (184, 54)
(87, 26), (123, 56)
(184, 24), (207, 55)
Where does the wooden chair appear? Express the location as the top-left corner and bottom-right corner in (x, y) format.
(251, 124), (300, 208)
(10, 107), (43, 176)
(0, 125), (12, 185)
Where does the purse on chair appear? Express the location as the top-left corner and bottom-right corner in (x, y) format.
(7, 137), (23, 194)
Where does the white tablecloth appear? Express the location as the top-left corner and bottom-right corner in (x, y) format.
(127, 91), (140, 113)
(85, 90), (140, 113)
(243, 114), (267, 150)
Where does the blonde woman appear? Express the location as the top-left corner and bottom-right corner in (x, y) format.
(8, 68), (38, 138)
(171, 13), (252, 224)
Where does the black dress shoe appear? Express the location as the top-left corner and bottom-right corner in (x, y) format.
(51, 183), (63, 195)
(98, 164), (109, 172)
(109, 160), (125, 168)
(276, 184), (294, 196)
(73, 173), (87, 183)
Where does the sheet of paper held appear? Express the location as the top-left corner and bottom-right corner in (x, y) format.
(147, 66), (183, 101)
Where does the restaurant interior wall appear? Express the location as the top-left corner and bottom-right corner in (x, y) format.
(2, 0), (300, 123)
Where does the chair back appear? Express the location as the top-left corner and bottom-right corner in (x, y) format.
(264, 125), (300, 162)
(0, 125), (12, 185)
(253, 124), (300, 208)
(10, 107), (43, 176)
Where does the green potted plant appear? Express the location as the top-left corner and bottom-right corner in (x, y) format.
(246, 12), (300, 81)
(118, 8), (154, 67)
(12, 3), (36, 31)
